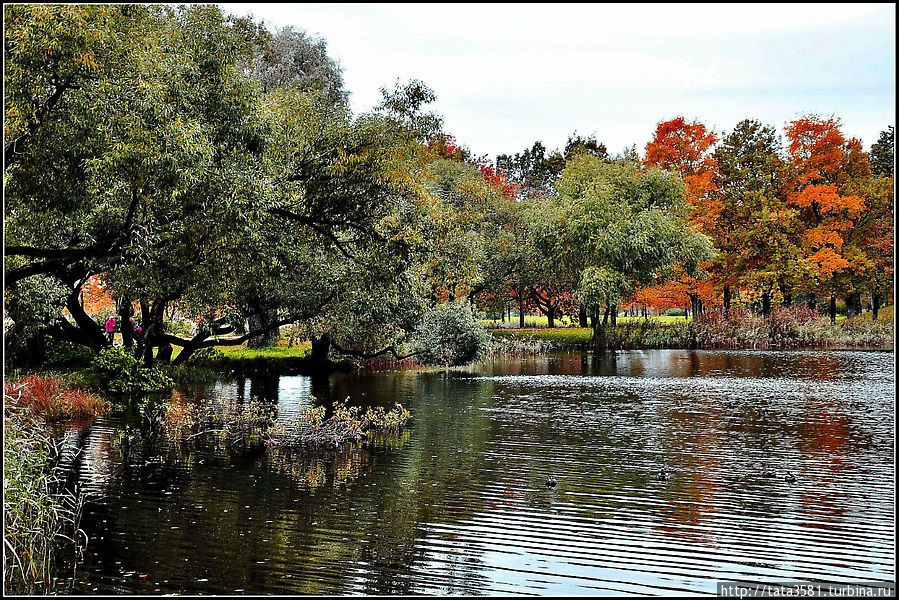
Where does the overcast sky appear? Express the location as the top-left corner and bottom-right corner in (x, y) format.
(219, 3), (895, 161)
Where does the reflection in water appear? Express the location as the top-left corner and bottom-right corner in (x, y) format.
(59, 350), (894, 595)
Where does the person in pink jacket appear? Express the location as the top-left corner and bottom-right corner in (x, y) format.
(105, 317), (116, 344)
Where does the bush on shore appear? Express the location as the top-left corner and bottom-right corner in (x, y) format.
(412, 303), (490, 365)
(90, 347), (174, 393)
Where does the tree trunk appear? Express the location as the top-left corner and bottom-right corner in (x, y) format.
(518, 293), (525, 328)
(689, 293), (702, 319)
(761, 292), (771, 317)
(247, 310), (279, 348)
(807, 293), (817, 311)
(64, 288), (108, 352)
(723, 285), (731, 317)
(845, 292), (861, 317)
(547, 306), (555, 328)
(829, 296), (837, 324)
(310, 333), (331, 364)
(578, 304), (588, 327)
(872, 291), (882, 320)
(119, 297), (134, 348)
(156, 342), (173, 364)
(610, 304), (617, 327)
(779, 280), (792, 307)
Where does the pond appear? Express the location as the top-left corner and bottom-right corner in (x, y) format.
(56, 350), (894, 595)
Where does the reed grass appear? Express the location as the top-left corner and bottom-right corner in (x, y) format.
(5, 376), (108, 421)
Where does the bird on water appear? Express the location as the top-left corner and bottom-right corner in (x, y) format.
(545, 476), (557, 489)
(657, 465), (676, 482)
(783, 471), (797, 483)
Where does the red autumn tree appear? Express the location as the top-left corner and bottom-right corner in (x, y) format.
(641, 117), (719, 316)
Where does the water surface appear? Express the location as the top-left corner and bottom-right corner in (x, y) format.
(60, 350), (895, 595)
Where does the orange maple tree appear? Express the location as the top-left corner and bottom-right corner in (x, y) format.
(641, 117), (720, 315)
(785, 115), (869, 311)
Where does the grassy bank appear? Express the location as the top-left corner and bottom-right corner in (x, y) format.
(488, 306), (894, 351)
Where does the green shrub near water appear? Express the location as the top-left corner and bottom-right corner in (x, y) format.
(91, 347), (174, 393)
(411, 303), (490, 366)
(186, 346), (227, 364)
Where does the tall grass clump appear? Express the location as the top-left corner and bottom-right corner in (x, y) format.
(587, 306), (893, 350)
(3, 378), (104, 592)
(5, 375), (108, 421)
(161, 396), (410, 450)
(3, 405), (60, 594)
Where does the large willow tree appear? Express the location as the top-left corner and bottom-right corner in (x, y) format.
(534, 154), (714, 339)
(4, 5), (432, 365)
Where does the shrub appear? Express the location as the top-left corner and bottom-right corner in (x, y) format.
(411, 302), (490, 365)
(91, 347), (174, 393)
(664, 308), (687, 317)
(44, 337), (95, 368)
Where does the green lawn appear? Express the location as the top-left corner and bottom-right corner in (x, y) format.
(489, 327), (594, 344)
(847, 304), (893, 323)
(213, 341), (311, 360)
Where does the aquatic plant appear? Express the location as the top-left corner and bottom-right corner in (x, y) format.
(161, 396), (411, 450)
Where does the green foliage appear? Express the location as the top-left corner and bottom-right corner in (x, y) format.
(375, 79), (443, 141)
(412, 303), (490, 365)
(869, 126), (894, 177)
(544, 155), (714, 319)
(185, 347), (226, 364)
(3, 275), (70, 366)
(91, 347), (174, 393)
(43, 337), (95, 368)
(248, 25), (346, 103)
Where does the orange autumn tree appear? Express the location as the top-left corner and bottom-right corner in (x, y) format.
(785, 115), (869, 321)
(641, 117), (719, 316)
(79, 274), (116, 317)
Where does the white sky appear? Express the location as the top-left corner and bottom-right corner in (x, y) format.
(219, 3), (896, 161)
